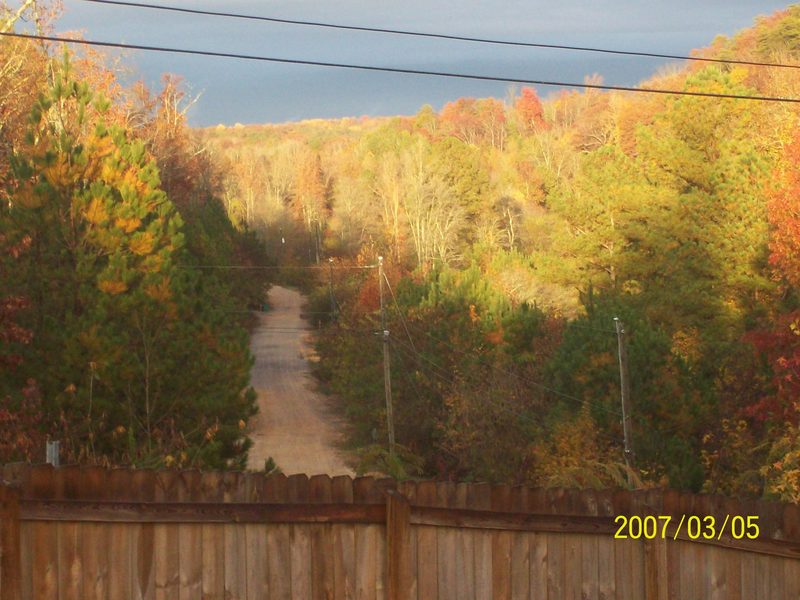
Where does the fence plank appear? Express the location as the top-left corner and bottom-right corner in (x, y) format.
(491, 530), (511, 600)
(80, 522), (108, 600)
(768, 551), (785, 599)
(785, 555), (800, 600)
(376, 526), (387, 600)
(596, 535), (614, 600)
(633, 538), (647, 600)
(57, 522), (82, 600)
(563, 533), (581, 600)
(107, 522), (131, 600)
(0, 486), (21, 600)
(581, 533), (599, 600)
(739, 548), (754, 598)
(386, 492), (412, 600)
(333, 524), (356, 600)
(133, 523), (156, 600)
(437, 527), (457, 600)
(455, 529), (476, 600)
(224, 523), (248, 600)
(32, 520), (58, 599)
(245, 524), (269, 600)
(20, 522), (33, 600)
(291, 525), (313, 599)
(266, 524), (292, 600)
(473, 530), (492, 600)
(201, 523), (224, 599)
(545, 533), (563, 600)
(178, 523), (202, 600)
(724, 547), (742, 600)
(332, 477), (356, 600)
(510, 531), (529, 600)
(154, 524), (179, 600)
(416, 525), (437, 600)
(355, 525), (378, 600)
(311, 524), (335, 600)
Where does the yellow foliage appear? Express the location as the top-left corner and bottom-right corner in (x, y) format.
(98, 279), (127, 295)
(115, 216), (141, 233)
(43, 158), (75, 188)
(12, 183), (42, 209)
(122, 167), (149, 195)
(145, 277), (172, 302)
(85, 198), (108, 225)
(129, 231), (154, 255)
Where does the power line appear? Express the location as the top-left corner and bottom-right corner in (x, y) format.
(4, 31), (800, 104)
(382, 272), (418, 355)
(82, 0), (800, 72)
(176, 264), (376, 270)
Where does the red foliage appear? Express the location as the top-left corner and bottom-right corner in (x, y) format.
(744, 134), (800, 424)
(0, 379), (45, 462)
(440, 97), (482, 144)
(0, 234), (32, 369)
(514, 87), (547, 131)
(745, 321), (800, 424)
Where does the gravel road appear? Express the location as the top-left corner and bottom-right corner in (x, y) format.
(246, 286), (354, 475)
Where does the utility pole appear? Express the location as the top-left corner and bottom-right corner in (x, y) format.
(328, 258), (337, 321)
(378, 256), (396, 455)
(614, 317), (635, 484)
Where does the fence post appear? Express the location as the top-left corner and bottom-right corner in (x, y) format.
(386, 490), (412, 600)
(0, 484), (21, 600)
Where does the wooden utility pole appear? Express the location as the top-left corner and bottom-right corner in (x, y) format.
(378, 257), (396, 455)
(614, 317), (634, 482)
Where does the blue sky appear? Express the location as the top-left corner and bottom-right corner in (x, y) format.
(55, 0), (793, 126)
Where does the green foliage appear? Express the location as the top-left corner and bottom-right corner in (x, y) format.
(757, 6), (800, 58)
(355, 444), (424, 480)
(1, 58), (258, 468)
(547, 292), (710, 490)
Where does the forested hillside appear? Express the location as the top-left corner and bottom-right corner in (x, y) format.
(0, 6), (270, 468)
(203, 6), (800, 499)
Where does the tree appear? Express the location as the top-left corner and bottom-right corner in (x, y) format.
(440, 97), (482, 145)
(292, 148), (328, 262)
(546, 294), (710, 489)
(514, 87), (546, 132)
(3, 59), (254, 467)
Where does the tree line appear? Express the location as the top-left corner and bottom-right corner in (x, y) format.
(1, 4), (270, 468)
(205, 6), (800, 500)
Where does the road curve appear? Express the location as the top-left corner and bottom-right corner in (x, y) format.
(246, 286), (354, 476)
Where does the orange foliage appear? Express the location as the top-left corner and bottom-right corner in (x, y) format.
(514, 87), (546, 131)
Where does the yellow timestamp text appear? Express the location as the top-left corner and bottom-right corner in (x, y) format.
(613, 515), (760, 541)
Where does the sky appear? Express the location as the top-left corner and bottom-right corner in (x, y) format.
(52, 0), (793, 126)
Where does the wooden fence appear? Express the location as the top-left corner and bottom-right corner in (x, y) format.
(0, 464), (799, 599)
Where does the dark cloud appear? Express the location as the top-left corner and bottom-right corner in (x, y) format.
(56, 0), (792, 125)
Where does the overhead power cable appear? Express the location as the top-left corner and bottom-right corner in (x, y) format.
(176, 264), (376, 270)
(81, 0), (800, 71)
(3, 31), (800, 104)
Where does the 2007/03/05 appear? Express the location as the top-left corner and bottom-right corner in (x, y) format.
(614, 515), (760, 541)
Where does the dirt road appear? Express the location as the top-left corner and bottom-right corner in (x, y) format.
(246, 286), (354, 475)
